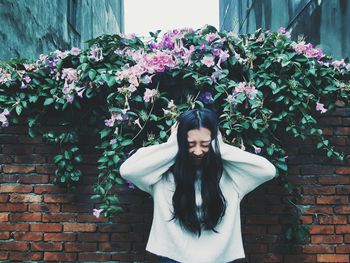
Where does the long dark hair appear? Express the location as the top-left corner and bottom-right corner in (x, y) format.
(170, 108), (226, 236)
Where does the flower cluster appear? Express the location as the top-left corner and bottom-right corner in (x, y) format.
(230, 82), (258, 101)
(293, 41), (324, 60)
(0, 68), (12, 84)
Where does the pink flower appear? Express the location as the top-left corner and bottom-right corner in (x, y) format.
(143, 88), (157, 103)
(201, 55), (215, 67)
(142, 75), (154, 84)
(279, 27), (286, 34)
(90, 46), (103, 61)
(70, 47), (81, 56)
(252, 145), (261, 154)
(23, 76), (31, 84)
(62, 68), (79, 83)
(76, 87), (86, 98)
(93, 208), (104, 218)
(316, 102), (327, 114)
(205, 33), (218, 43)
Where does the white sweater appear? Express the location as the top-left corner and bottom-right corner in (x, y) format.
(120, 133), (276, 263)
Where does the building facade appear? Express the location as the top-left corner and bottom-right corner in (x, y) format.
(0, 0), (124, 60)
(220, 0), (350, 59)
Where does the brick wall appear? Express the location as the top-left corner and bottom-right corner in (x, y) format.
(0, 108), (349, 262)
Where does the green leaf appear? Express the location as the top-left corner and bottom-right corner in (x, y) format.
(44, 98), (54, 106)
(100, 128), (112, 139)
(15, 105), (23, 115)
(121, 139), (133, 146)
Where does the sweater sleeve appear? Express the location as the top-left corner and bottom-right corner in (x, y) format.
(119, 133), (178, 194)
(218, 135), (276, 199)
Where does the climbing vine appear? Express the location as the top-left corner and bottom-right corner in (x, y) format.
(1, 25), (349, 241)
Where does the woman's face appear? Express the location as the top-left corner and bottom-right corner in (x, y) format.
(187, 127), (211, 166)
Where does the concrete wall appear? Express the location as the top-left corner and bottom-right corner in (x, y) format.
(0, 0), (124, 60)
(219, 0), (350, 59)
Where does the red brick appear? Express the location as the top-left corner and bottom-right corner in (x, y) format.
(30, 224), (62, 232)
(0, 203), (27, 212)
(0, 213), (8, 221)
(31, 242), (62, 251)
(0, 232), (10, 239)
(299, 216), (313, 224)
(64, 242), (97, 252)
(311, 235), (343, 244)
(76, 214), (108, 223)
(337, 245), (350, 253)
(44, 194), (74, 203)
(317, 196), (348, 204)
(14, 232), (43, 241)
(3, 165), (35, 173)
(34, 185), (66, 194)
(17, 175), (49, 184)
(0, 223), (29, 231)
(98, 242), (131, 252)
(309, 225), (334, 234)
(0, 252), (8, 260)
(336, 167), (350, 175)
(317, 254), (349, 262)
(111, 233), (143, 242)
(9, 252), (43, 261)
(28, 204), (60, 212)
(303, 186), (336, 195)
(44, 252), (77, 262)
(0, 194), (8, 202)
(0, 184), (33, 193)
(305, 206), (333, 215)
(303, 244), (335, 253)
(35, 165), (56, 174)
(336, 225), (350, 234)
(61, 204), (93, 213)
(318, 215), (347, 224)
(77, 233), (109, 242)
(78, 253), (111, 261)
(335, 206), (350, 214)
(14, 155), (45, 163)
(44, 233), (76, 241)
(98, 224), (131, 232)
(0, 241), (29, 250)
(63, 223), (96, 232)
(35, 146), (60, 154)
(318, 176), (350, 184)
(0, 174), (17, 183)
(10, 194), (42, 203)
(337, 185), (350, 194)
(334, 127), (350, 135)
(2, 145), (33, 154)
(10, 213), (42, 222)
(42, 213), (75, 222)
(284, 255), (317, 263)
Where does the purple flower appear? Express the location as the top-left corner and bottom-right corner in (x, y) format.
(93, 208), (104, 218)
(252, 145), (261, 154)
(20, 82), (27, 89)
(89, 46), (103, 61)
(316, 102), (327, 114)
(23, 76), (31, 84)
(66, 95), (74, 104)
(126, 180), (135, 189)
(0, 109), (10, 127)
(200, 43), (206, 50)
(110, 138), (117, 145)
(199, 91), (214, 104)
(212, 49), (221, 56)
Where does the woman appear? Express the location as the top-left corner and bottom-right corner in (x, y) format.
(120, 108), (276, 263)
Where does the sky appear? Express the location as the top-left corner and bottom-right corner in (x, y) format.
(124, 0), (219, 36)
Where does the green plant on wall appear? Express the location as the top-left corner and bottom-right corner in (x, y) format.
(1, 25), (349, 242)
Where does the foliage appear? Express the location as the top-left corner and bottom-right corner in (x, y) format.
(1, 25), (350, 241)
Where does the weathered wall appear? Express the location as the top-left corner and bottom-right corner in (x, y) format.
(219, 0), (350, 59)
(0, 0), (124, 60)
(1, 108), (350, 262)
